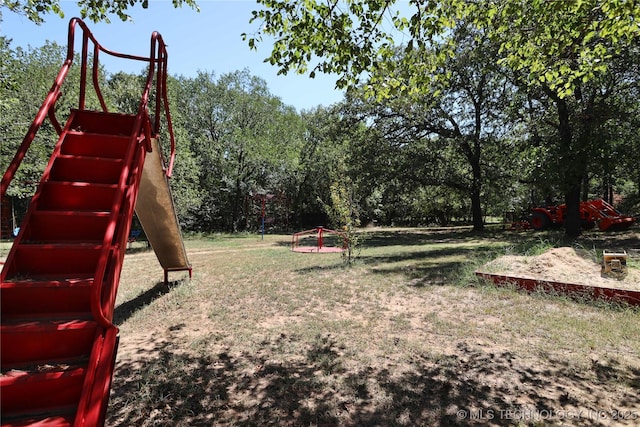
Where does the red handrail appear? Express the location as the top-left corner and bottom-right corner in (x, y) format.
(1, 18), (178, 330)
(0, 18), (179, 424)
(0, 17), (177, 199)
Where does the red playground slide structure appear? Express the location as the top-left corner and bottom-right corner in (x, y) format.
(1, 18), (191, 426)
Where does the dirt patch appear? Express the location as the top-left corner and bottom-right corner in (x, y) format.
(479, 247), (640, 291)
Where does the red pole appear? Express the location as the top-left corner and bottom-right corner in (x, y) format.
(317, 227), (324, 249)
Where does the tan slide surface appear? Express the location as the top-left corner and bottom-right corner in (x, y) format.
(135, 138), (191, 271)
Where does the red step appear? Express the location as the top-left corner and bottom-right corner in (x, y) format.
(1, 319), (97, 365)
(36, 182), (117, 212)
(22, 211), (110, 243)
(61, 133), (130, 159)
(1, 413), (74, 427)
(1, 279), (93, 320)
(1, 367), (86, 416)
(68, 110), (136, 135)
(49, 155), (125, 184)
(3, 244), (102, 279)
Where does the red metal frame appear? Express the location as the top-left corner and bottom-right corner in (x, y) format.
(1, 17), (176, 198)
(291, 226), (348, 253)
(0, 18), (180, 426)
(0, 18), (177, 323)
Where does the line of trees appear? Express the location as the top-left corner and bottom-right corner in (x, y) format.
(1, 6), (639, 236)
(247, 0), (640, 237)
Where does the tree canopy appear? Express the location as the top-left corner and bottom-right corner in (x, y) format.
(245, 0), (639, 237)
(1, 0), (198, 23)
(247, 0), (639, 99)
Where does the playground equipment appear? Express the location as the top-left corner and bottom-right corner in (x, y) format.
(529, 199), (635, 231)
(291, 226), (348, 253)
(0, 18), (191, 426)
(251, 192), (275, 240)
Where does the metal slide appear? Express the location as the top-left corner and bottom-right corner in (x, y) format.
(135, 138), (191, 283)
(0, 18), (191, 425)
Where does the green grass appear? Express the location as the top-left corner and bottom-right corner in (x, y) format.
(8, 226), (640, 426)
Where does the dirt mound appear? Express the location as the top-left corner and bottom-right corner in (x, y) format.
(480, 247), (640, 290)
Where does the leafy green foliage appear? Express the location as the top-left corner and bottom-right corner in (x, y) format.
(244, 0), (638, 237)
(291, 106), (351, 227)
(167, 69), (306, 231)
(2, 0), (199, 24)
(247, 0), (638, 99)
(1, 41), (68, 198)
(244, 0), (397, 88)
(321, 177), (361, 264)
(343, 25), (519, 231)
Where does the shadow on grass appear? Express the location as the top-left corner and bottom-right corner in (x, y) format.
(113, 279), (185, 326)
(577, 232), (640, 252)
(361, 227), (481, 248)
(359, 244), (498, 264)
(364, 243), (502, 286)
(280, 226), (508, 251)
(359, 245), (499, 286)
(125, 240), (153, 255)
(292, 231), (507, 286)
(360, 226), (640, 254)
(292, 227), (639, 298)
(107, 333), (640, 426)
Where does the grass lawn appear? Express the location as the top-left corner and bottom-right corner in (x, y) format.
(105, 226), (640, 426)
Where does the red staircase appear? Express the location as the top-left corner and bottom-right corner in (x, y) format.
(1, 19), (178, 426)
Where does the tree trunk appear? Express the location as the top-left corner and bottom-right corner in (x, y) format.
(467, 134), (484, 232)
(609, 186), (613, 205)
(564, 185), (582, 238)
(231, 176), (241, 232)
(548, 89), (582, 238)
(470, 185), (484, 231)
(581, 171), (589, 201)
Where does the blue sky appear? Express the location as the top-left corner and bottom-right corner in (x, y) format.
(0, 0), (346, 111)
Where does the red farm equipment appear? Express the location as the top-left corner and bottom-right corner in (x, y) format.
(529, 199), (636, 231)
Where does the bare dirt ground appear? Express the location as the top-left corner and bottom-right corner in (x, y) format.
(105, 228), (640, 426)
